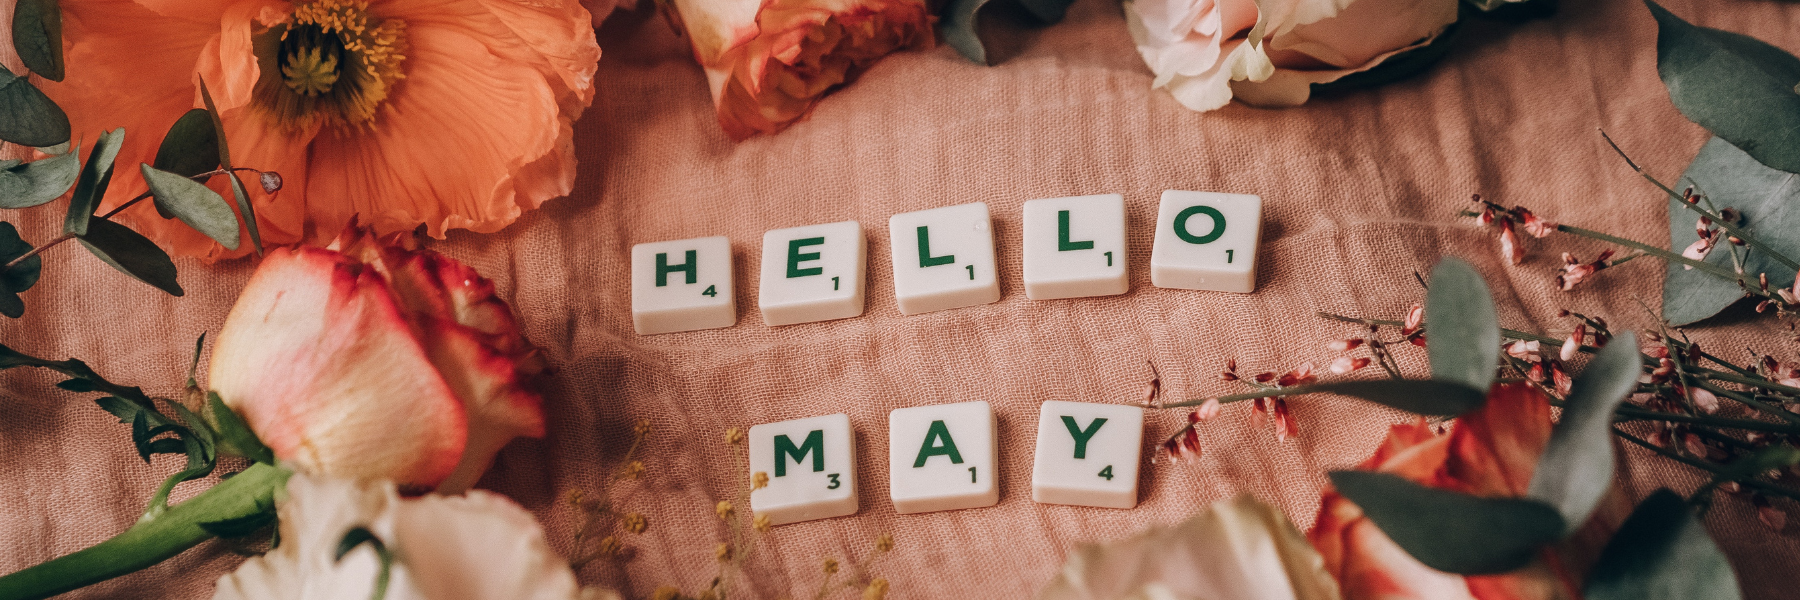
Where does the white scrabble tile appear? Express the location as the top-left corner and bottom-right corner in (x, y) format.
(887, 203), (1001, 315)
(888, 401), (998, 514)
(1150, 191), (1263, 293)
(630, 236), (737, 335)
(748, 414), (858, 526)
(1030, 401), (1143, 509)
(1022, 194), (1128, 300)
(758, 221), (867, 326)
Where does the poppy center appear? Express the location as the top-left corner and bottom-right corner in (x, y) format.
(256, 0), (407, 130)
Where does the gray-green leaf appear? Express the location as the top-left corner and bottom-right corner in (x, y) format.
(0, 147), (79, 209)
(140, 164), (239, 250)
(208, 391), (274, 465)
(12, 0), (64, 82)
(1649, 0), (1800, 175)
(77, 217), (182, 296)
(0, 221), (39, 295)
(1329, 470), (1565, 575)
(1425, 258), (1500, 391)
(1664, 137), (1800, 326)
(153, 109), (221, 178)
(200, 80), (261, 255)
(941, 0), (1078, 64)
(1526, 331), (1640, 534)
(64, 127), (125, 237)
(1584, 489), (1741, 600)
(0, 64), (69, 147)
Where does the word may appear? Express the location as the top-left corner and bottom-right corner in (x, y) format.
(630, 191), (1264, 335)
(748, 401), (1144, 525)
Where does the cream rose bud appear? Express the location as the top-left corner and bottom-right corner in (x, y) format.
(210, 229), (545, 493)
(1125, 0), (1459, 112)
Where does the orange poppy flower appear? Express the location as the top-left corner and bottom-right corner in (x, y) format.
(42, 0), (600, 258)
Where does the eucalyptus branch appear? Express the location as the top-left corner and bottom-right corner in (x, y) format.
(1613, 427), (1800, 503)
(0, 342), (156, 410)
(1601, 129), (1800, 272)
(2, 233), (69, 271)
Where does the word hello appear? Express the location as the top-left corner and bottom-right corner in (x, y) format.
(630, 191), (1264, 335)
(749, 400), (1145, 525)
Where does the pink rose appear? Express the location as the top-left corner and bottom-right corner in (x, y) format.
(1125, 0), (1459, 111)
(209, 229), (545, 493)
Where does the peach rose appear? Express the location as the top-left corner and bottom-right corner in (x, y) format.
(1308, 384), (1591, 600)
(209, 228), (545, 493)
(1124, 0), (1458, 111)
(40, 0), (600, 258)
(670, 0), (932, 139)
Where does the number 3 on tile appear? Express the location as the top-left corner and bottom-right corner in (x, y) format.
(702, 285), (718, 297)
(827, 473), (841, 489)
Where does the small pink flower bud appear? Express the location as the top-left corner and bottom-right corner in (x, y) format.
(1561, 324), (1585, 361)
(1327, 338), (1365, 352)
(259, 171), (283, 193)
(1499, 219), (1523, 265)
(1401, 303), (1423, 336)
(1692, 388), (1719, 414)
(1194, 398), (1221, 420)
(1519, 208), (1556, 238)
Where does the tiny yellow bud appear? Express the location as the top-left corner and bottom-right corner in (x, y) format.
(650, 586), (680, 600)
(623, 512), (648, 534)
(715, 542), (733, 561)
(715, 500), (734, 522)
(822, 558), (839, 574)
(725, 427), (745, 445)
(863, 578), (889, 600)
(635, 418), (652, 437)
(595, 535), (621, 557)
(752, 471), (769, 490)
(564, 488), (585, 507)
(753, 513), (771, 533)
(618, 460), (646, 481)
(875, 533), (893, 553)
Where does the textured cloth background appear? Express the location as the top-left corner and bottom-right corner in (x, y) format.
(4, 0), (1800, 597)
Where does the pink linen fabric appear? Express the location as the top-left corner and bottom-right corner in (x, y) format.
(4, 0), (1800, 597)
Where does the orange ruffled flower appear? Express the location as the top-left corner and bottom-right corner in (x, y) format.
(209, 227), (546, 493)
(1309, 383), (1603, 600)
(672, 0), (932, 140)
(41, 0), (599, 258)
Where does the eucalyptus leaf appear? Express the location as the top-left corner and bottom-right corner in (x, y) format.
(1, 221), (40, 295)
(63, 128), (124, 237)
(0, 290), (19, 318)
(1330, 470), (1565, 574)
(77, 217), (183, 296)
(0, 65), (69, 147)
(11, 0), (64, 81)
(1585, 489), (1742, 600)
(201, 80), (261, 255)
(1664, 137), (1800, 326)
(1425, 258), (1500, 391)
(940, 0), (1077, 64)
(208, 391), (274, 465)
(1306, 379), (1488, 417)
(153, 109), (221, 178)
(1526, 331), (1640, 534)
(140, 164), (239, 249)
(0, 147), (78, 209)
(54, 378), (95, 392)
(1649, 1), (1800, 175)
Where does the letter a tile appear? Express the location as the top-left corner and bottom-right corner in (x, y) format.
(888, 401), (998, 514)
(887, 203), (1001, 315)
(749, 414), (858, 526)
(631, 236), (736, 335)
(1030, 401), (1143, 509)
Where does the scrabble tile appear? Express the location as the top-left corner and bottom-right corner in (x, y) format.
(887, 203), (1001, 315)
(1021, 194), (1128, 300)
(748, 414), (859, 526)
(1030, 401), (1144, 509)
(631, 236), (737, 335)
(888, 401), (998, 514)
(1150, 191), (1263, 293)
(759, 221), (867, 326)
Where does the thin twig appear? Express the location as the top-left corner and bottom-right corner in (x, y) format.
(1600, 129), (1800, 271)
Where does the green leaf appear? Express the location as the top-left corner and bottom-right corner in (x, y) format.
(54, 378), (95, 392)
(0, 147), (79, 209)
(336, 526), (394, 600)
(1649, 1), (1800, 174)
(1, 221), (40, 294)
(11, 0), (64, 81)
(94, 395), (139, 423)
(1306, 379), (1488, 417)
(1329, 470), (1565, 574)
(77, 217), (183, 296)
(1663, 137), (1800, 325)
(208, 391), (274, 465)
(1584, 489), (1741, 600)
(0, 289), (19, 319)
(0, 65), (69, 147)
(1527, 331), (1640, 534)
(152, 109), (221, 178)
(140, 164), (239, 249)
(63, 127), (125, 237)
(1425, 258), (1500, 391)
(199, 79), (260, 255)
(940, 0), (1077, 64)
(198, 509), (277, 539)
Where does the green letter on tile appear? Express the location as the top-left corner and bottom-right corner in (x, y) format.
(1057, 210), (1094, 251)
(913, 420), (964, 467)
(774, 430), (825, 477)
(1060, 416), (1107, 459)
(916, 226), (955, 268)
(656, 250), (698, 286)
(787, 237), (825, 278)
